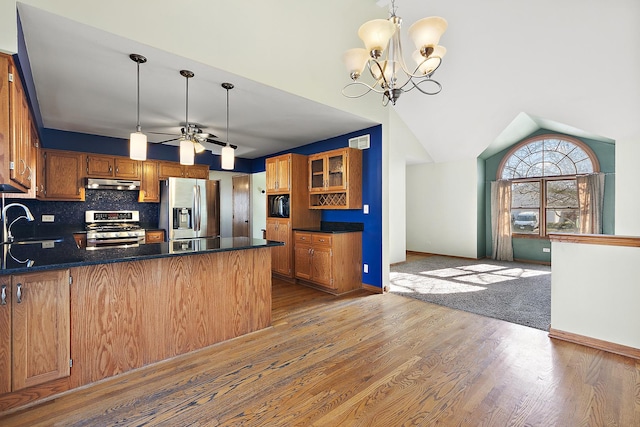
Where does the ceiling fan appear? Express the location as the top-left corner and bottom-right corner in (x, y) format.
(151, 70), (238, 154)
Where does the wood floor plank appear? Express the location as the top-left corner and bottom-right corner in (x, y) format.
(1, 278), (638, 426)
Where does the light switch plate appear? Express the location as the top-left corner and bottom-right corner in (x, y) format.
(363, 204), (369, 214)
(363, 264), (369, 273)
(543, 247), (551, 253)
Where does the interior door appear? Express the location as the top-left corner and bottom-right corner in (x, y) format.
(232, 175), (250, 238)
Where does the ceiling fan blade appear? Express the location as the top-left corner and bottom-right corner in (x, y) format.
(147, 131), (179, 136)
(205, 138), (238, 150)
(152, 137), (180, 144)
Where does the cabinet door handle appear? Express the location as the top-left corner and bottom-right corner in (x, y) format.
(19, 158), (27, 174)
(1, 285), (6, 305)
(16, 283), (22, 304)
(26, 165), (32, 181)
(109, 166), (113, 173)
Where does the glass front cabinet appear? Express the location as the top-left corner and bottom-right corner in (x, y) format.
(308, 147), (362, 209)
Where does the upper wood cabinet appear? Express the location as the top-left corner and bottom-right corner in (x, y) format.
(158, 162), (209, 180)
(138, 161), (160, 203)
(0, 270), (71, 393)
(265, 155), (291, 193)
(85, 155), (140, 180)
(308, 147), (362, 209)
(40, 149), (85, 201)
(0, 54), (35, 193)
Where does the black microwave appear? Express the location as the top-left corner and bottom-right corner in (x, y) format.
(268, 194), (290, 218)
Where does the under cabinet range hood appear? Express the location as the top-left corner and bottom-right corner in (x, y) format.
(86, 178), (140, 190)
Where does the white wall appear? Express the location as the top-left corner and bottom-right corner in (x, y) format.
(387, 107), (432, 264)
(251, 172), (266, 240)
(551, 241), (640, 349)
(614, 136), (640, 235)
(406, 159), (479, 258)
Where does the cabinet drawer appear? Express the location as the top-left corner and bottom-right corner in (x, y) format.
(145, 230), (165, 243)
(312, 234), (332, 247)
(294, 232), (312, 245)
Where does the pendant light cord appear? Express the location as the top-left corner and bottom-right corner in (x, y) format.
(226, 87), (229, 144)
(136, 60), (141, 132)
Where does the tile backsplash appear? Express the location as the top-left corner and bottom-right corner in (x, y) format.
(4, 190), (159, 236)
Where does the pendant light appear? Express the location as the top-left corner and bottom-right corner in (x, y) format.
(221, 82), (235, 170)
(129, 54), (147, 160)
(179, 70), (195, 166)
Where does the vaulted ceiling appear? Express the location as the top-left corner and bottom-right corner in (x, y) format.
(9, 0), (640, 163)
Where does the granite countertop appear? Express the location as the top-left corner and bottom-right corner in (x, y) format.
(293, 221), (364, 234)
(1, 236), (283, 274)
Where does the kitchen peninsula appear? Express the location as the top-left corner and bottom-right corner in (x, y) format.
(0, 237), (281, 413)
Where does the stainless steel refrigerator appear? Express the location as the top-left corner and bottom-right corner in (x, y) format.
(159, 177), (220, 241)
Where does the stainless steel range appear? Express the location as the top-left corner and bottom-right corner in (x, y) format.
(85, 210), (146, 250)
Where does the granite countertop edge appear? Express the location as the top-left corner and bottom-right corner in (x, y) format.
(2, 238), (283, 275)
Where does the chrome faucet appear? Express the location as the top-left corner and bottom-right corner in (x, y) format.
(1, 203), (35, 244)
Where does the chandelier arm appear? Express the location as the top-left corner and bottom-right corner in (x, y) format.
(408, 78), (443, 96)
(342, 81), (387, 98)
(366, 60), (391, 90)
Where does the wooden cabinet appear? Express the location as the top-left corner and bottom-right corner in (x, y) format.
(266, 218), (291, 276)
(40, 149), (85, 201)
(85, 155), (140, 180)
(265, 155), (291, 192)
(294, 231), (362, 294)
(265, 153), (320, 279)
(138, 161), (160, 203)
(0, 270), (71, 395)
(158, 162), (209, 180)
(0, 54), (35, 193)
(145, 229), (165, 243)
(308, 147), (362, 209)
(184, 164), (209, 179)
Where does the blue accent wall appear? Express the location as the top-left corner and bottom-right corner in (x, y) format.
(251, 125), (383, 288)
(40, 128), (253, 173)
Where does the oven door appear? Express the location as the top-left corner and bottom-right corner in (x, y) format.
(86, 234), (144, 250)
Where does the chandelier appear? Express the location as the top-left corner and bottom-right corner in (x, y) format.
(342, 0), (448, 106)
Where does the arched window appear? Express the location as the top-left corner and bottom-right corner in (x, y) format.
(497, 134), (599, 236)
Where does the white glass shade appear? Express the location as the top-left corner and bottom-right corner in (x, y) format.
(179, 139), (194, 166)
(221, 144), (234, 170)
(193, 141), (206, 154)
(343, 48), (370, 78)
(412, 45), (447, 75)
(129, 131), (147, 161)
(408, 16), (448, 50)
(358, 19), (396, 53)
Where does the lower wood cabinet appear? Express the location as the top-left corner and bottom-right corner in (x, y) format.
(293, 231), (362, 294)
(266, 218), (291, 277)
(145, 229), (165, 243)
(0, 269), (71, 395)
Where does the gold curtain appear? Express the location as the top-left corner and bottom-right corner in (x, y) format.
(491, 180), (513, 261)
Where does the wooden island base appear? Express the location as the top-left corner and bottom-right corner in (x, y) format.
(0, 247), (272, 414)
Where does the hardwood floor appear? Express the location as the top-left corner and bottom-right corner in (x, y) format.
(1, 278), (638, 426)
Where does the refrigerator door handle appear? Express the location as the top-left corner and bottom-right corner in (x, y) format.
(193, 184), (199, 233)
(196, 184), (202, 232)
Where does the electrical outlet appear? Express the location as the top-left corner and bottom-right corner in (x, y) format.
(41, 241), (55, 249)
(363, 264), (369, 273)
(542, 247), (551, 253)
(42, 214), (55, 222)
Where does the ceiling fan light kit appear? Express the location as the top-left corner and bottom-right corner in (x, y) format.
(342, 0), (448, 106)
(129, 53), (148, 160)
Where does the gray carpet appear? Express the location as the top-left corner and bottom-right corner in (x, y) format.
(390, 256), (551, 331)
